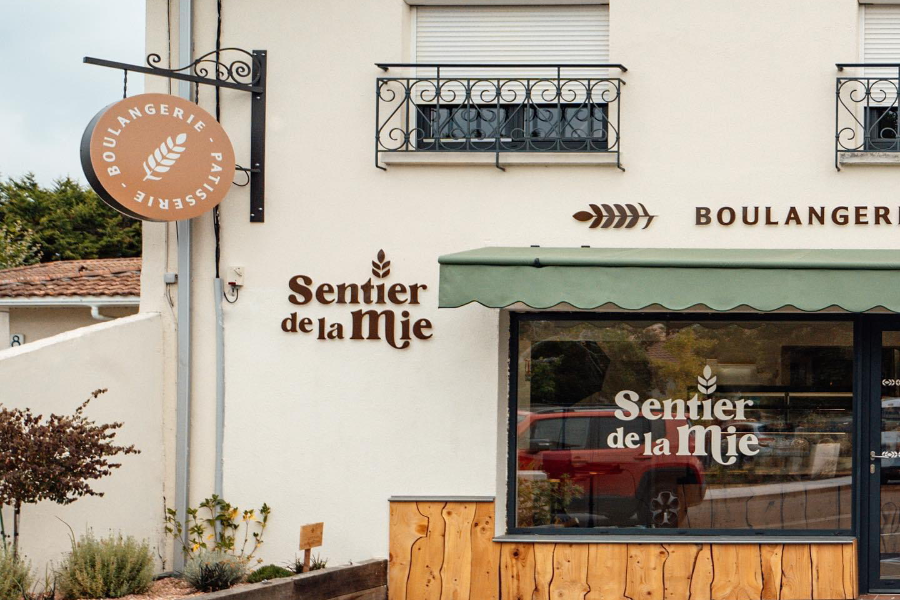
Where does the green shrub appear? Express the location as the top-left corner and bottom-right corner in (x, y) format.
(58, 533), (153, 599)
(0, 548), (31, 600)
(246, 565), (292, 584)
(182, 550), (246, 592)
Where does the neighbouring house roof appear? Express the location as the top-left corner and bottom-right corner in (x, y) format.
(0, 258), (141, 300)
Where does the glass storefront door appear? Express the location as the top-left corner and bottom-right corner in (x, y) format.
(868, 328), (900, 590)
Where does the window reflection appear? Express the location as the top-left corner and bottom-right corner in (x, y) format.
(514, 319), (853, 531)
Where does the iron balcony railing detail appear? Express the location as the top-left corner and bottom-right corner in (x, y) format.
(836, 63), (900, 169)
(375, 63), (627, 170)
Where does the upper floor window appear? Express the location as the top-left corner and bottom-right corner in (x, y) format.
(376, 5), (624, 164)
(837, 5), (900, 161)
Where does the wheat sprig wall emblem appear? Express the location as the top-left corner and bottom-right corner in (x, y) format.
(573, 203), (656, 230)
(372, 249), (391, 278)
(142, 133), (188, 181)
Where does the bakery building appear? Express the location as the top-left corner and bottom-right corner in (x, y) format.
(13, 0), (900, 598)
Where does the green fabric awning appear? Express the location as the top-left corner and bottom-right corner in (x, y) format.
(437, 247), (900, 312)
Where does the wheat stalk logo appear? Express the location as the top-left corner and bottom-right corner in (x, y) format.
(697, 365), (717, 395)
(573, 203), (656, 230)
(371, 250), (391, 278)
(142, 133), (188, 181)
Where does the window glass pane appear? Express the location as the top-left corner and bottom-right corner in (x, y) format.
(514, 319), (853, 531)
(428, 106), (510, 140)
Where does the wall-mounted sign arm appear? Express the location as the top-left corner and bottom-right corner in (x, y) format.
(83, 48), (267, 222)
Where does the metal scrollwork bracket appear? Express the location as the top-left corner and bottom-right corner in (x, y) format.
(84, 48), (268, 222)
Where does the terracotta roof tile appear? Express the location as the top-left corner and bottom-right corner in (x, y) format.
(0, 258), (141, 298)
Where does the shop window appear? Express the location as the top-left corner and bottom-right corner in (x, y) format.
(512, 317), (854, 534)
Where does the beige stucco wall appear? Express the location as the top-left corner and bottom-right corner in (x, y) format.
(138, 0), (890, 567)
(7, 305), (139, 345)
(0, 313), (166, 574)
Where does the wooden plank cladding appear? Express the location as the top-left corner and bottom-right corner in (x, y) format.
(388, 500), (857, 600)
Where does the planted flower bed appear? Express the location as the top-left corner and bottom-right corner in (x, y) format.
(190, 561), (386, 600)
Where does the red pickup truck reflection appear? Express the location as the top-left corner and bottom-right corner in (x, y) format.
(517, 409), (706, 527)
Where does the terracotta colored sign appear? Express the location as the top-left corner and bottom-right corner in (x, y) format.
(81, 93), (235, 221)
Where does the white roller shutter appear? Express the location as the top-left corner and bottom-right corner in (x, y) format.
(864, 4), (900, 86)
(414, 5), (610, 87)
(415, 5), (609, 65)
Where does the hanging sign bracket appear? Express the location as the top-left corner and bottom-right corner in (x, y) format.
(84, 48), (267, 222)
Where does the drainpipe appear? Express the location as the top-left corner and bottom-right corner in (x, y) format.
(173, 0), (192, 574)
(89, 305), (113, 321)
(213, 278), (224, 500)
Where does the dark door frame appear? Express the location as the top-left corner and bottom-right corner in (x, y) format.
(860, 316), (900, 594)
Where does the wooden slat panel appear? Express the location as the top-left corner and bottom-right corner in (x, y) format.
(550, 544), (590, 600)
(625, 544), (665, 600)
(689, 544), (713, 600)
(407, 502), (445, 600)
(390, 501), (861, 600)
(662, 544), (699, 600)
(440, 503), (476, 600)
(389, 503), (428, 600)
(760, 544), (784, 600)
(533, 544), (554, 600)
(780, 545), (813, 600)
(500, 543), (535, 600)
(811, 544), (847, 600)
(586, 544), (628, 600)
(710, 544), (762, 600)
(842, 542), (857, 600)
(469, 503), (498, 600)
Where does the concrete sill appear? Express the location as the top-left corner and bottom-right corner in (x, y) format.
(380, 152), (620, 168)
(838, 151), (900, 166)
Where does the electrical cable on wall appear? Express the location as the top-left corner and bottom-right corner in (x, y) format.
(212, 0), (223, 281)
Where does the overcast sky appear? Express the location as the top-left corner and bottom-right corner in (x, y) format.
(0, 1), (146, 186)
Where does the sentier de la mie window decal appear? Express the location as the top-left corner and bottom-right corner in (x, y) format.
(283, 250), (432, 350)
(610, 365), (761, 465)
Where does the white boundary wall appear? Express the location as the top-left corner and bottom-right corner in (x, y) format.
(0, 313), (167, 575)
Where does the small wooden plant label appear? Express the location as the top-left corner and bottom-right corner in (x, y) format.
(298, 522), (324, 572)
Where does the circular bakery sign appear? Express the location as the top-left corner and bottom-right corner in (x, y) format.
(80, 93), (235, 221)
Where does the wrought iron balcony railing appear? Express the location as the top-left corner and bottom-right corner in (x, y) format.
(375, 63), (627, 169)
(836, 63), (900, 168)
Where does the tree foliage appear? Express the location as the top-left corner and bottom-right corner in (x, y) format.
(0, 174), (141, 264)
(0, 389), (140, 556)
(0, 221), (41, 270)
